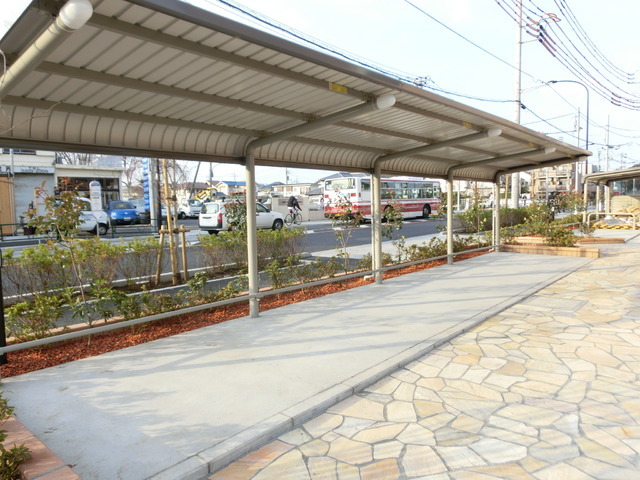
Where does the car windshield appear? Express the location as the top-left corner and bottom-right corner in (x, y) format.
(201, 203), (219, 214)
(111, 201), (134, 209)
(188, 199), (202, 206)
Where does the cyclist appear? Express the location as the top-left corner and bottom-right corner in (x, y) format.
(287, 195), (301, 219)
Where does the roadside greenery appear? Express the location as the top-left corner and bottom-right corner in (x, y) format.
(329, 195), (363, 272)
(0, 190), (595, 343)
(453, 192), (594, 248)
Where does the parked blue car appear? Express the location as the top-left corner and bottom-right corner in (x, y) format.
(106, 200), (140, 225)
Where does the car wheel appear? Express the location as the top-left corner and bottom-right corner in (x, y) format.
(208, 230), (218, 235)
(422, 204), (431, 218)
(178, 212), (186, 219)
(272, 218), (284, 230)
(93, 223), (109, 236)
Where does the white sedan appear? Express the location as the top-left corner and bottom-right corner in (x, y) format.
(198, 201), (284, 235)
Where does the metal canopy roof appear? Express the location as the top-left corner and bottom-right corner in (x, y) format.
(583, 167), (640, 186)
(0, 0), (590, 182)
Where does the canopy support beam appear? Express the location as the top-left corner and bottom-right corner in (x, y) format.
(243, 94), (396, 317)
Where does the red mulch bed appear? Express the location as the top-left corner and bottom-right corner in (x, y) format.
(1, 252), (485, 377)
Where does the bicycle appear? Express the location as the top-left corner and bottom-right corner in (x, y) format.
(284, 211), (302, 226)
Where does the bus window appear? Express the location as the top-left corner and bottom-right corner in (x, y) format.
(325, 178), (355, 190)
(382, 181), (392, 199)
(401, 183), (409, 199)
(425, 184), (433, 198)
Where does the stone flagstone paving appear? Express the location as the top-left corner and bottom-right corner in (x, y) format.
(211, 242), (640, 479)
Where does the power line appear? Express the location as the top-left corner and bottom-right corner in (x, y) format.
(401, 0), (540, 83)
(496, 0), (640, 110)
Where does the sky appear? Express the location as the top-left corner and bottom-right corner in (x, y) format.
(2, 0), (640, 185)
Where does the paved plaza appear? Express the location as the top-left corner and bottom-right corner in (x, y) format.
(211, 236), (640, 479)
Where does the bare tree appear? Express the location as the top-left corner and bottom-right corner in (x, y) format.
(121, 156), (144, 198)
(56, 152), (96, 165)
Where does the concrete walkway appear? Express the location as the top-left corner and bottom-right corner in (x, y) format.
(3, 231), (639, 480)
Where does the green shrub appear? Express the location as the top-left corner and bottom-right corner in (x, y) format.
(2, 243), (73, 298)
(406, 237), (448, 261)
(290, 259), (326, 284)
(72, 238), (123, 288)
(545, 227), (576, 247)
(257, 228), (305, 267)
(523, 203), (553, 235)
(500, 207), (529, 227)
(199, 231), (247, 274)
(355, 252), (394, 270)
(0, 388), (31, 479)
(457, 202), (491, 233)
(115, 237), (162, 288)
(264, 259), (293, 290)
(5, 294), (62, 342)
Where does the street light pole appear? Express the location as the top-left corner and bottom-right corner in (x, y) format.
(549, 80), (590, 191)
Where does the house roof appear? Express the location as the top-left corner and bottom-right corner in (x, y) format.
(0, 0), (589, 183)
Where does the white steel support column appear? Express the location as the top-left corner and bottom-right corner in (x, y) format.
(245, 154), (259, 318)
(372, 164), (383, 284)
(447, 172), (454, 264)
(583, 181), (590, 223)
(493, 182), (501, 249)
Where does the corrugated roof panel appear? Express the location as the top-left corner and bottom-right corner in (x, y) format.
(94, 117), (117, 145)
(93, 0), (130, 18)
(0, 0), (588, 179)
(61, 79), (115, 105)
(15, 71), (64, 98)
(142, 97), (202, 119)
(115, 3), (159, 26)
(186, 63), (249, 94)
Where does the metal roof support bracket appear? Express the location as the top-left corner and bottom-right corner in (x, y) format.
(503, 155), (584, 177)
(373, 128), (502, 168)
(445, 146), (555, 178)
(245, 94), (396, 155)
(0, 0), (93, 101)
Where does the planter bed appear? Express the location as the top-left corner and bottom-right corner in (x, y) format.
(500, 243), (599, 258)
(0, 250), (486, 378)
(510, 235), (623, 246)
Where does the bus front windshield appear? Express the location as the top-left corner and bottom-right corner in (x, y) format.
(325, 178), (355, 191)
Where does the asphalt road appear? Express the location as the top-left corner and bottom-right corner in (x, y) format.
(0, 216), (446, 255)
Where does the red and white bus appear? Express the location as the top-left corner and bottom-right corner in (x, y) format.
(323, 175), (441, 220)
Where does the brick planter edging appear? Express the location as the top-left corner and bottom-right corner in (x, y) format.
(2, 416), (81, 479)
(511, 236), (623, 246)
(500, 244), (600, 258)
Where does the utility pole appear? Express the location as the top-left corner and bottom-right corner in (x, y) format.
(511, 0), (523, 208)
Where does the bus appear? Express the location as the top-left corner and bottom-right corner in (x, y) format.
(323, 175), (441, 220)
